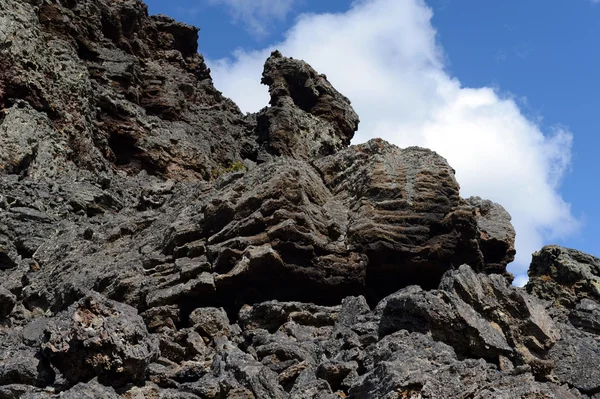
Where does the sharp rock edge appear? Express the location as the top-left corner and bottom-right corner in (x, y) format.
(0, 1), (595, 398)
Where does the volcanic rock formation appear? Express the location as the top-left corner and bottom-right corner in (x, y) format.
(0, 0), (597, 398)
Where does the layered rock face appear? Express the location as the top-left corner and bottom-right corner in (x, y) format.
(0, 0), (597, 398)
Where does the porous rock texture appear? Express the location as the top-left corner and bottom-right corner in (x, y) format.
(0, 0), (597, 398)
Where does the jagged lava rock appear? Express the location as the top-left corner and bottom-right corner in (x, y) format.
(41, 293), (159, 387)
(0, 327), (55, 388)
(377, 265), (559, 377)
(0, 0), (516, 316)
(350, 330), (577, 399)
(3, 0), (591, 397)
(527, 245), (600, 308)
(526, 246), (600, 395)
(15, 138), (516, 314)
(256, 51), (359, 160)
(0, 0), (252, 181)
(314, 140), (516, 298)
(467, 196), (516, 274)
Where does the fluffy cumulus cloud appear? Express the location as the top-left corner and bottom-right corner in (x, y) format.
(207, 0), (298, 36)
(208, 0), (579, 285)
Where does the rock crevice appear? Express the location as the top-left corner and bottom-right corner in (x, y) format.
(0, 0), (595, 398)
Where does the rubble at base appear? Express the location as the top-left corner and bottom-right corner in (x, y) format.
(0, 0), (598, 397)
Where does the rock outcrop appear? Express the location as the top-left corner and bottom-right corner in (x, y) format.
(527, 245), (600, 308)
(0, 0), (597, 398)
(256, 51), (359, 161)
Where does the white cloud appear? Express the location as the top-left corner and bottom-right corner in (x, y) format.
(208, 0), (298, 36)
(208, 0), (579, 283)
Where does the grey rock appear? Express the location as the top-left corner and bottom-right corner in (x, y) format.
(0, 327), (55, 387)
(0, 385), (53, 399)
(220, 342), (288, 399)
(0, 0), (594, 397)
(549, 323), (600, 395)
(257, 50), (359, 160)
(56, 379), (121, 399)
(0, 287), (16, 318)
(189, 307), (240, 340)
(316, 360), (358, 392)
(314, 140), (516, 300)
(0, 233), (19, 271)
(528, 245), (600, 308)
(377, 265), (559, 376)
(140, 305), (181, 333)
(289, 369), (334, 399)
(239, 301), (340, 333)
(41, 293), (159, 387)
(569, 298), (600, 334)
(146, 272), (216, 308)
(125, 382), (206, 399)
(351, 330), (577, 399)
(467, 196), (517, 277)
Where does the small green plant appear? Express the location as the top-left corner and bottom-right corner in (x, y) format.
(211, 160), (246, 179)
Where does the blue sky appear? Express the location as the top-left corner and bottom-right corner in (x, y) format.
(144, 0), (600, 284)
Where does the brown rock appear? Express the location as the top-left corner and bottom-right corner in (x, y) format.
(42, 293), (159, 387)
(315, 139), (513, 299)
(467, 196), (516, 276)
(257, 51), (359, 160)
(527, 245), (600, 308)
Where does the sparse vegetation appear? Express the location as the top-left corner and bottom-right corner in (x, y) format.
(210, 160), (246, 179)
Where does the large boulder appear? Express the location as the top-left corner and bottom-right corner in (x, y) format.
(377, 265), (559, 377)
(314, 140), (516, 298)
(41, 293), (159, 387)
(350, 330), (578, 399)
(0, 331), (55, 388)
(527, 245), (600, 308)
(256, 51), (359, 161)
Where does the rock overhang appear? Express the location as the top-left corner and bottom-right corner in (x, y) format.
(7, 1), (597, 397)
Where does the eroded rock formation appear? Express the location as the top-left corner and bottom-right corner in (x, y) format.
(0, 0), (596, 398)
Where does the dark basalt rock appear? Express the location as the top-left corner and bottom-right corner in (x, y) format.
(377, 265), (559, 377)
(349, 330), (578, 399)
(257, 51), (360, 160)
(0, 288), (16, 319)
(41, 293), (159, 387)
(0, 0), (596, 397)
(13, 139), (515, 315)
(54, 379), (122, 399)
(0, 0), (249, 182)
(527, 245), (600, 308)
(467, 196), (517, 275)
(0, 323), (55, 388)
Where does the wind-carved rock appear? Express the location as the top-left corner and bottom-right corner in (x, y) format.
(256, 51), (360, 161)
(2, 0), (591, 397)
(142, 138), (516, 308)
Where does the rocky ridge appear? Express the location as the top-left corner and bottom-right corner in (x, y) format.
(0, 0), (597, 398)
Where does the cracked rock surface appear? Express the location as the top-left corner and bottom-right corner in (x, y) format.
(0, 0), (597, 398)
